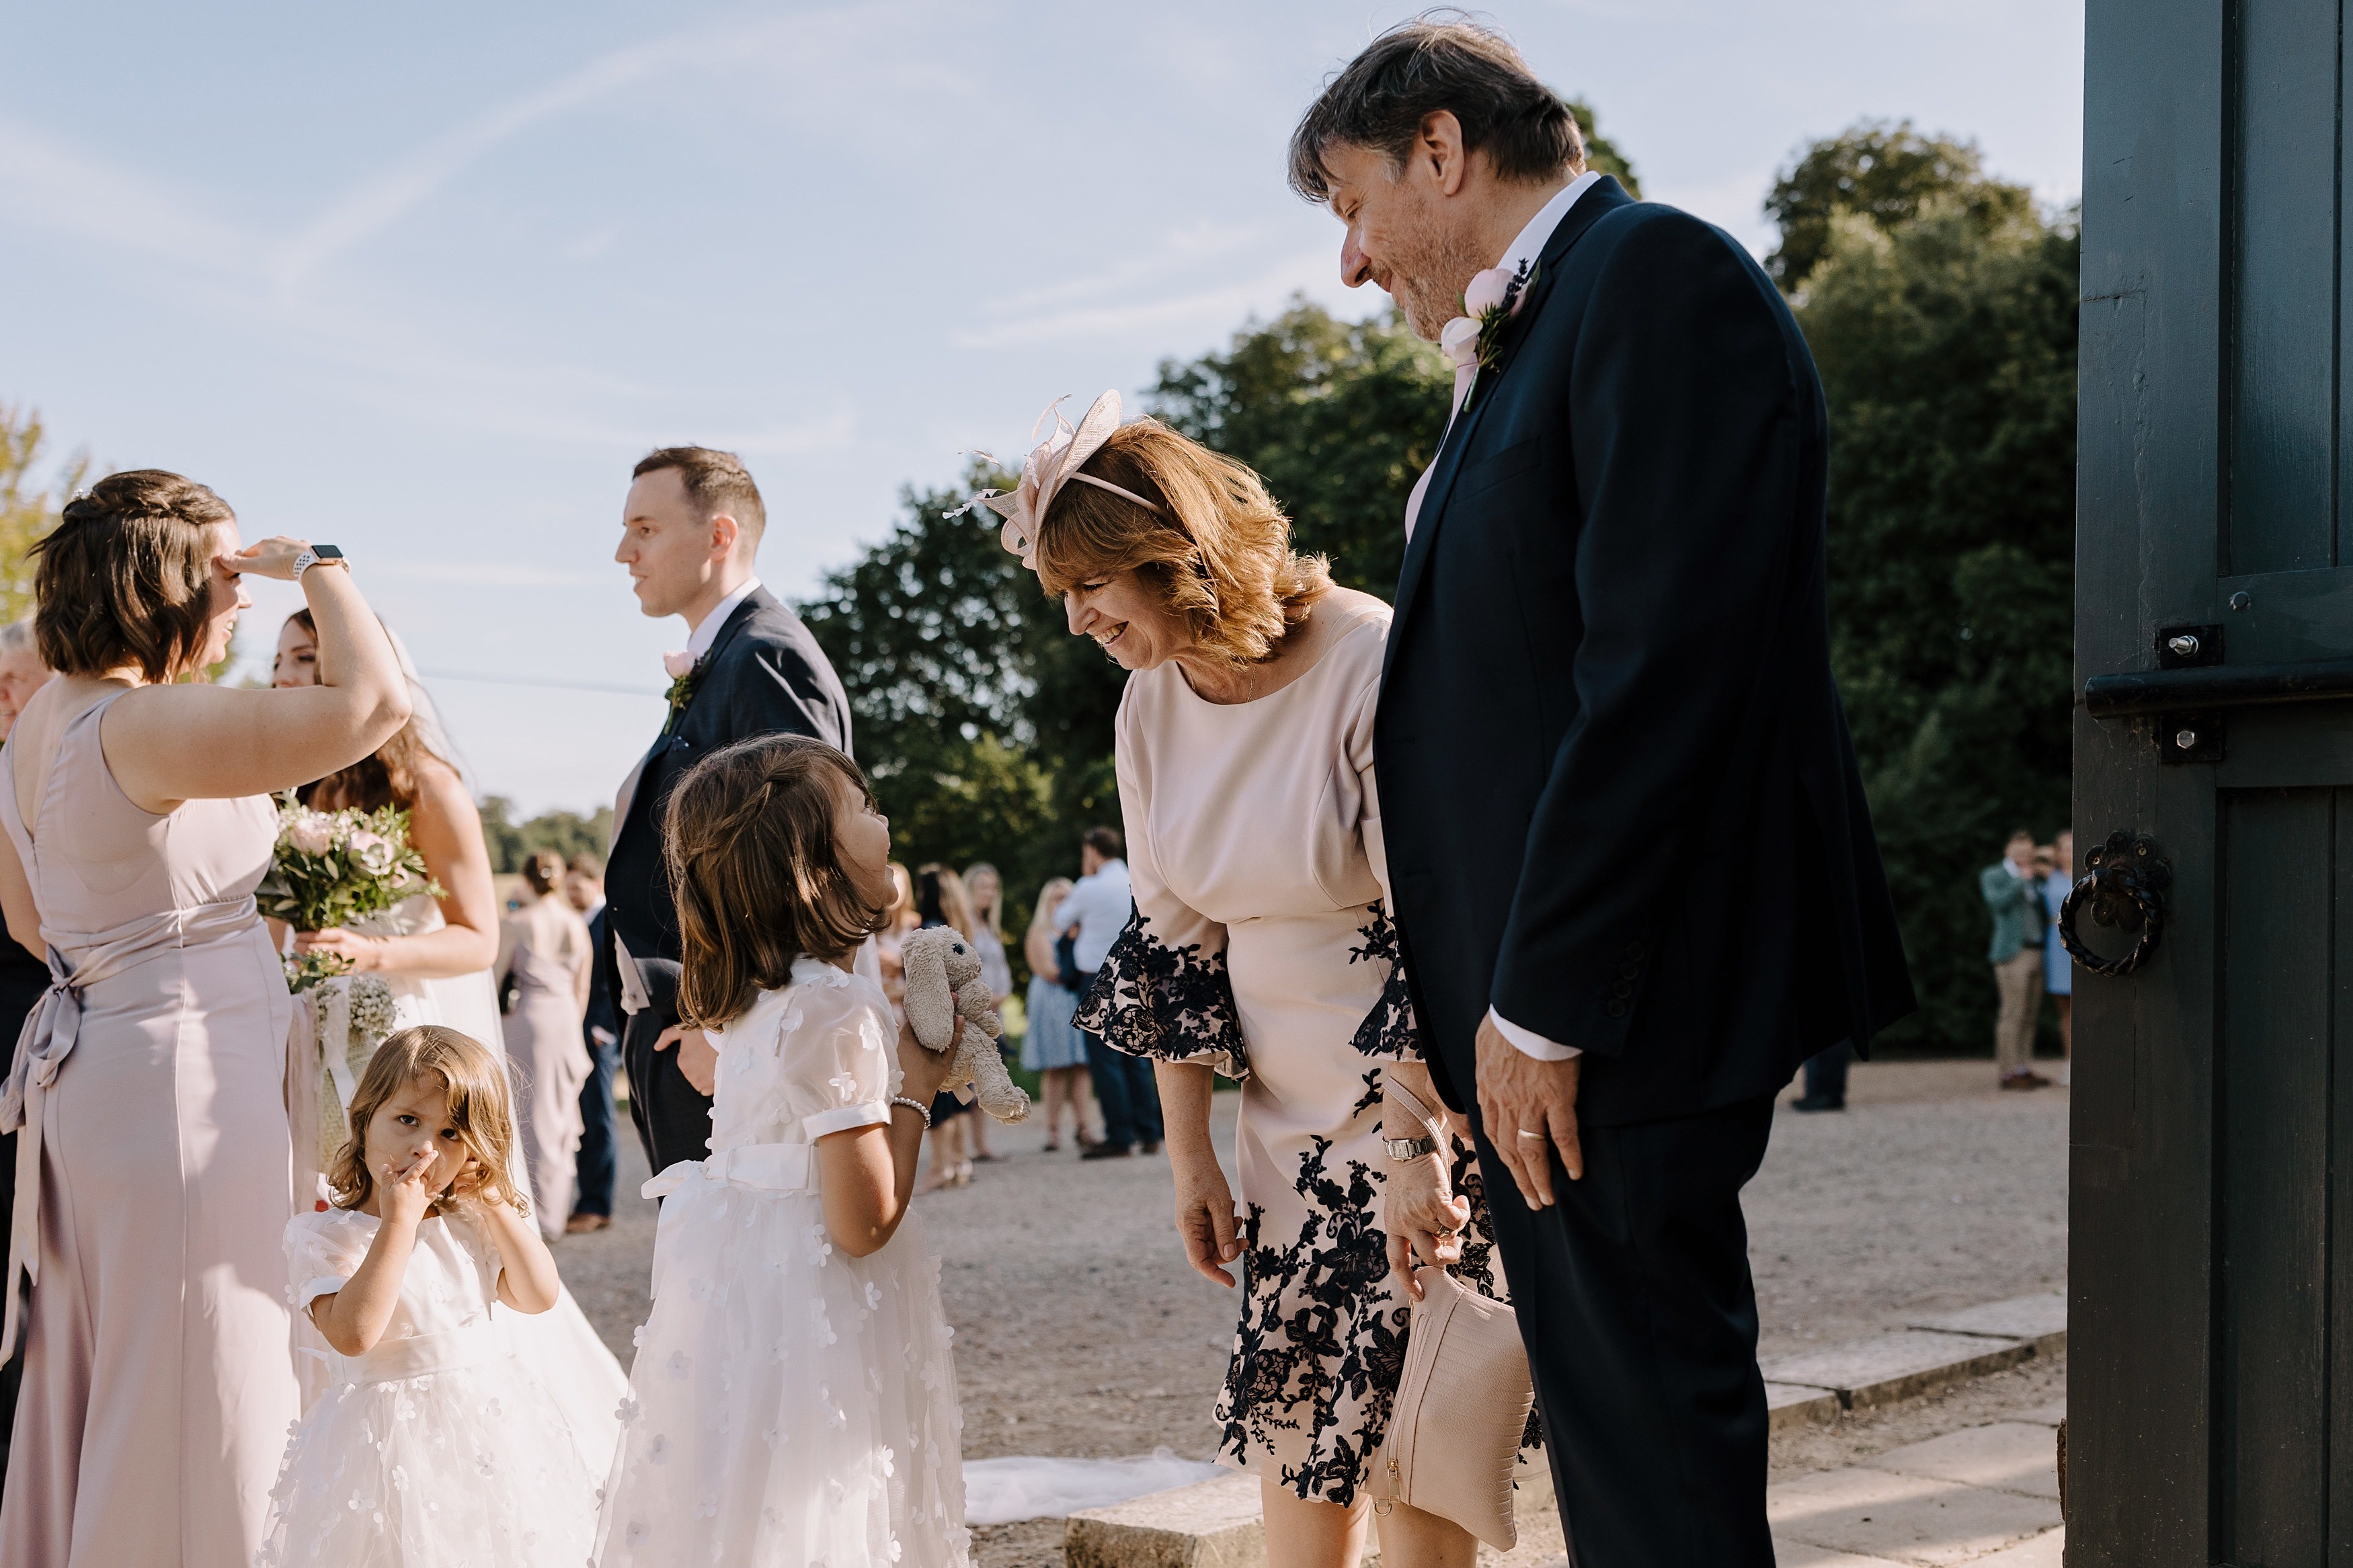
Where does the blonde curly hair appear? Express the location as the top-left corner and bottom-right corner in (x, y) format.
(1031, 419), (1331, 669)
(327, 1026), (530, 1219)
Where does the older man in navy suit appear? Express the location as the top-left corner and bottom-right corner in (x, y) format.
(1289, 21), (1914, 1566)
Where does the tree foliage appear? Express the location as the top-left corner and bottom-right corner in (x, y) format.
(479, 799), (613, 874)
(1152, 302), (1449, 593)
(797, 464), (1118, 941)
(0, 405), (85, 625)
(1794, 185), (2078, 1050)
(1766, 121), (2033, 291)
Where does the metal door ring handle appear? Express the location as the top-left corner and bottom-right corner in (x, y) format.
(2057, 830), (2172, 977)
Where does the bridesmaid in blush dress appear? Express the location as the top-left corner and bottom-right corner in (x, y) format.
(497, 850), (594, 1241)
(0, 472), (411, 1567)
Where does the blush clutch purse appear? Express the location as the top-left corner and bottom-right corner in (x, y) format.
(1372, 1264), (1536, 1550)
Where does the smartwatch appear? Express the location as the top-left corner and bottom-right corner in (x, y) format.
(291, 544), (348, 581)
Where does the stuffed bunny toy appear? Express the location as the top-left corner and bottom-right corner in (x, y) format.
(899, 926), (1029, 1122)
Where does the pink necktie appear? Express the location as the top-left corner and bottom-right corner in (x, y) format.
(1404, 319), (1485, 541)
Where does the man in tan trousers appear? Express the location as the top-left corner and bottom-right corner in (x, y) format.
(1979, 830), (2052, 1090)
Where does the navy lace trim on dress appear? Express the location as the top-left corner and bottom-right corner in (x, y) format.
(1347, 901), (1420, 1061)
(1075, 905), (1251, 1080)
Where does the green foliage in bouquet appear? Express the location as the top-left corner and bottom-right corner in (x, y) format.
(257, 793), (442, 991)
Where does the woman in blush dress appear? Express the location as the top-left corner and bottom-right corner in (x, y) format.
(497, 849), (595, 1240)
(0, 472), (412, 1565)
(978, 397), (1516, 1568)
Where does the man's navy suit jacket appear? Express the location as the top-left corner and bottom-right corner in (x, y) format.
(599, 587), (852, 1012)
(1375, 177), (1916, 1128)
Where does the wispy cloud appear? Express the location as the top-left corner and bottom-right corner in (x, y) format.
(951, 246), (1352, 351)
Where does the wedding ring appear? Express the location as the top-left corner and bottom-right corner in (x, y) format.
(1515, 1128), (1545, 1141)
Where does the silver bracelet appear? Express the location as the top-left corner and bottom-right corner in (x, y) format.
(889, 1095), (933, 1130)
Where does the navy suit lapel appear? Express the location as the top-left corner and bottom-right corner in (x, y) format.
(1386, 178), (1634, 675)
(617, 587), (770, 856)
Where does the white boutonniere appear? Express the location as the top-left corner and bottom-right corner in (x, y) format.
(1439, 259), (1538, 404)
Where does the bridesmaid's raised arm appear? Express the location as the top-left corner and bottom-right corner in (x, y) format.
(108, 536), (410, 813)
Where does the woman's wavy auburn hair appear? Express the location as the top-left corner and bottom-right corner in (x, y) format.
(1031, 420), (1332, 669)
(666, 734), (889, 1028)
(286, 609), (445, 813)
(32, 469), (231, 682)
(327, 1025), (530, 1219)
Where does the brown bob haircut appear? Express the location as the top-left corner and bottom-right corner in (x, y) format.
(1031, 419), (1332, 669)
(1287, 13), (1584, 204)
(666, 733), (889, 1028)
(32, 469), (233, 682)
(634, 446), (766, 542)
(327, 1025), (530, 1219)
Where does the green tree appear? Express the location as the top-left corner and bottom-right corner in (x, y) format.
(1151, 300), (1449, 593)
(1797, 203), (2079, 1050)
(0, 405), (87, 623)
(479, 798), (614, 873)
(797, 464), (1115, 943)
(1765, 121), (2033, 290)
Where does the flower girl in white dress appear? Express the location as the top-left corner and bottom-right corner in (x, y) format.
(594, 735), (968, 1568)
(259, 1025), (600, 1568)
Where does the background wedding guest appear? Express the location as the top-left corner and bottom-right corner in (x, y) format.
(961, 861), (1015, 1004)
(0, 621), (52, 724)
(1981, 829), (2050, 1091)
(599, 445), (852, 1178)
(1021, 876), (1098, 1152)
(2040, 828), (2073, 1086)
(914, 862), (983, 1192)
(563, 852), (621, 1233)
(498, 848), (595, 1240)
(0, 472), (409, 1564)
(0, 618), (53, 1499)
(877, 860), (917, 1018)
(1055, 825), (1162, 1160)
(1291, 22), (1915, 1563)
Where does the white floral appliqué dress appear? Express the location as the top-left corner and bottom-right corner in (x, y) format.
(257, 1206), (602, 1567)
(594, 958), (969, 1568)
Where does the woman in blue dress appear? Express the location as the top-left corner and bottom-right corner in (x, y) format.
(2040, 829), (2073, 1085)
(1020, 876), (1097, 1151)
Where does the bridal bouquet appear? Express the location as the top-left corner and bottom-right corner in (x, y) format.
(257, 793), (440, 993)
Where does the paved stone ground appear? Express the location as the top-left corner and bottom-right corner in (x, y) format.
(549, 1057), (2069, 1567)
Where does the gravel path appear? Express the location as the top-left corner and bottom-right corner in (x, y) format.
(551, 1059), (2068, 1561)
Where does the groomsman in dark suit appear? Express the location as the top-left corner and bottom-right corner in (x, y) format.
(1289, 22), (1914, 1567)
(601, 447), (852, 1177)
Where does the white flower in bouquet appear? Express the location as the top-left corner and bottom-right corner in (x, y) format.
(286, 812), (335, 857)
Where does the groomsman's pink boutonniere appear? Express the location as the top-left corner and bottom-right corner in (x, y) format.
(1440, 259), (1537, 405)
(661, 650), (698, 733)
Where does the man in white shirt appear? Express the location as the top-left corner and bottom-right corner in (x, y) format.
(1053, 827), (1162, 1159)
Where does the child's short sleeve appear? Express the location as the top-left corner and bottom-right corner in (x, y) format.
(798, 971), (901, 1139)
(284, 1210), (373, 1309)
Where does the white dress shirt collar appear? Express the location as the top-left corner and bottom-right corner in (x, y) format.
(686, 575), (762, 662)
(1495, 169), (1602, 289)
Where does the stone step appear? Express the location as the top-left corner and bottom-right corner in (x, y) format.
(1065, 1293), (2067, 1567)
(1759, 1330), (2036, 1412)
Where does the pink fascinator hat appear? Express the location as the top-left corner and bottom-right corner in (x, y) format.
(945, 390), (1166, 569)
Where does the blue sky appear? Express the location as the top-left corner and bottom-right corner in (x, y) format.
(0, 1), (2083, 814)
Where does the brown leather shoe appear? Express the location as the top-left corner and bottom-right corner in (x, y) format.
(1999, 1071), (2053, 1091)
(565, 1212), (612, 1234)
